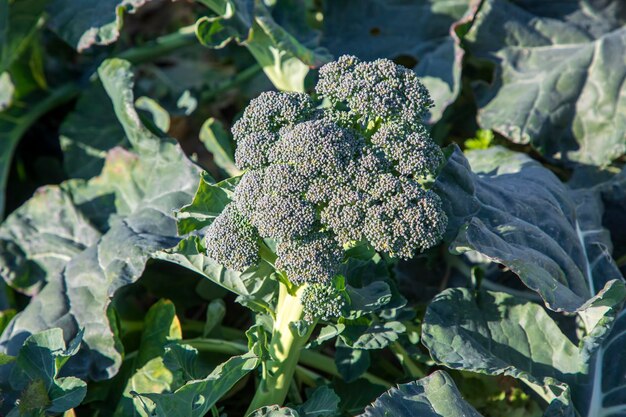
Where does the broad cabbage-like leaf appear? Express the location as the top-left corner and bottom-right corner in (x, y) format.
(465, 0), (626, 166)
(573, 308), (626, 416)
(422, 288), (580, 384)
(359, 371), (483, 417)
(46, 0), (154, 51)
(422, 287), (626, 416)
(59, 81), (127, 179)
(321, 0), (477, 122)
(434, 146), (625, 314)
(0, 187), (101, 294)
(0, 58), (200, 380)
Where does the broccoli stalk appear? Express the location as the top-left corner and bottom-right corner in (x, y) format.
(245, 282), (314, 415)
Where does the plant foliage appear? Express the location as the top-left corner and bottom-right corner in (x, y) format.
(0, 0), (625, 416)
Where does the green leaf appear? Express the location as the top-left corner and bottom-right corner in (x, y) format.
(0, 309), (15, 335)
(174, 173), (236, 235)
(59, 81), (127, 179)
(0, 82), (80, 218)
(203, 299), (226, 337)
(195, 1), (330, 92)
(136, 96), (171, 133)
(321, 0), (476, 122)
(335, 346), (370, 383)
(113, 299), (182, 416)
(0, 328), (86, 416)
(199, 117), (241, 177)
(0, 186), (101, 294)
(465, 0), (626, 166)
(0, 72), (14, 110)
(0, 59), (200, 380)
(345, 282), (392, 318)
(154, 235), (277, 306)
(572, 308), (626, 416)
(464, 129), (494, 151)
(434, 146), (626, 315)
(359, 371), (483, 417)
(297, 386), (340, 417)
(341, 321), (405, 350)
(46, 0), (155, 51)
(0, 0), (46, 72)
(306, 324), (345, 349)
(134, 351), (260, 417)
(422, 288), (581, 384)
(422, 287), (626, 416)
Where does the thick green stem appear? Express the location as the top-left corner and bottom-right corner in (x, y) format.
(245, 282), (313, 415)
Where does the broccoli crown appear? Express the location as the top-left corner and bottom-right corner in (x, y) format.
(205, 55), (448, 320)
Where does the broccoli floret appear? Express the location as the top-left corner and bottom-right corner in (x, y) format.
(205, 204), (260, 271)
(364, 189), (446, 259)
(316, 55), (433, 128)
(234, 169), (265, 219)
(254, 194), (317, 239)
(270, 119), (363, 179)
(234, 132), (275, 170)
(301, 282), (346, 322)
(371, 124), (443, 178)
(207, 55), (448, 322)
(232, 91), (314, 142)
(275, 232), (344, 286)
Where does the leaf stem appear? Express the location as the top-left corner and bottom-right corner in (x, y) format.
(185, 328), (394, 389)
(201, 63), (263, 102)
(390, 341), (425, 379)
(117, 25), (198, 64)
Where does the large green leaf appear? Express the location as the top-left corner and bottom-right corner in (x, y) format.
(113, 299), (182, 416)
(46, 0), (154, 51)
(573, 308), (626, 416)
(422, 287), (626, 416)
(465, 0), (626, 166)
(321, 0), (476, 122)
(0, 328), (86, 416)
(0, 59), (200, 380)
(422, 288), (580, 384)
(359, 371), (483, 417)
(135, 351), (260, 417)
(434, 146), (625, 314)
(0, 83), (80, 218)
(0, 186), (101, 294)
(195, 0), (330, 91)
(59, 81), (127, 179)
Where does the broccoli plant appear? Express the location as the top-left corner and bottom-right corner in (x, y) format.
(203, 55), (448, 413)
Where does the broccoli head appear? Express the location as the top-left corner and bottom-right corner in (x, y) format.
(205, 55), (448, 322)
